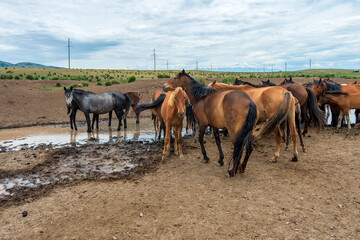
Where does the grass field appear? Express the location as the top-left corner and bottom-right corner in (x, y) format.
(0, 67), (359, 85)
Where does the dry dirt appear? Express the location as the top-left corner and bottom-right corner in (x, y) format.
(0, 77), (359, 239)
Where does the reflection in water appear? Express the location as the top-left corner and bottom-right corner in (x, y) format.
(0, 118), (158, 151)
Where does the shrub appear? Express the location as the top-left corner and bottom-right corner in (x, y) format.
(128, 76), (136, 83)
(69, 83), (78, 88)
(6, 75), (13, 79)
(14, 75), (20, 80)
(111, 80), (120, 84)
(41, 76), (46, 80)
(82, 82), (89, 87)
(199, 78), (206, 86)
(221, 76), (234, 84)
(157, 74), (171, 78)
(25, 74), (34, 80)
(97, 81), (103, 86)
(56, 82), (61, 87)
(105, 80), (112, 86)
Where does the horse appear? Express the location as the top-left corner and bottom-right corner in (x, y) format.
(318, 91), (360, 133)
(185, 103), (198, 136)
(126, 92), (141, 124)
(261, 79), (325, 136)
(64, 87), (131, 133)
(209, 80), (301, 160)
(160, 87), (189, 161)
(135, 89), (166, 140)
(164, 70), (259, 177)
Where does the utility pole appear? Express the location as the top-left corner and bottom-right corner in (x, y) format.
(309, 59), (311, 70)
(196, 61), (198, 70)
(151, 48), (156, 71)
(285, 62), (287, 72)
(67, 38), (72, 69)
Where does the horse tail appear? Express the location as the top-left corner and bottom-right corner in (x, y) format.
(254, 91), (292, 138)
(123, 93), (132, 118)
(305, 87), (326, 131)
(228, 101), (257, 176)
(135, 94), (166, 114)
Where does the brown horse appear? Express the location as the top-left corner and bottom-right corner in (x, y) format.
(161, 87), (189, 161)
(318, 91), (360, 133)
(209, 81), (301, 161)
(164, 70), (259, 177)
(135, 89), (166, 140)
(263, 79), (325, 136)
(126, 92), (141, 124)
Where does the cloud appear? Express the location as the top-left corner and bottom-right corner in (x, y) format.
(0, 0), (359, 70)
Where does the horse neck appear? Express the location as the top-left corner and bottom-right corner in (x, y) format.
(185, 81), (200, 105)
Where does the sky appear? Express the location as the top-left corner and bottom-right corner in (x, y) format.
(0, 0), (360, 71)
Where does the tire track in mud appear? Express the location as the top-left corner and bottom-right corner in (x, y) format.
(0, 141), (162, 209)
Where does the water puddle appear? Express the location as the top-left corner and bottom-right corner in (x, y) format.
(0, 117), (157, 151)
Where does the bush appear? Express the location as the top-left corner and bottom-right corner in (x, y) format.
(25, 74), (34, 80)
(111, 80), (120, 84)
(221, 76), (234, 84)
(14, 75), (20, 80)
(199, 78), (206, 86)
(97, 81), (103, 86)
(82, 82), (89, 87)
(105, 80), (112, 86)
(69, 83), (78, 88)
(157, 74), (170, 78)
(128, 76), (136, 83)
(56, 82), (61, 87)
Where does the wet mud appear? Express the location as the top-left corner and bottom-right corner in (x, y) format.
(0, 141), (162, 209)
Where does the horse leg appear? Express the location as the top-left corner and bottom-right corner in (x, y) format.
(162, 123), (171, 162)
(198, 123), (209, 163)
(288, 106), (299, 162)
(174, 127), (179, 155)
(336, 111), (344, 132)
(114, 109), (124, 131)
(84, 112), (91, 133)
(269, 126), (282, 163)
(123, 118), (127, 129)
(355, 109), (360, 123)
(135, 108), (140, 124)
(345, 110), (351, 134)
(212, 128), (224, 166)
(239, 139), (254, 173)
(108, 111), (112, 127)
(285, 120), (290, 151)
(296, 111), (306, 152)
(177, 126), (185, 161)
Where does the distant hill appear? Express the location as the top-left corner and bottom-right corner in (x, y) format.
(0, 61), (63, 69)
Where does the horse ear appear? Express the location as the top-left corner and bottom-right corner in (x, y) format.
(211, 80), (217, 86)
(64, 87), (66, 91)
(70, 86), (73, 91)
(182, 69), (186, 74)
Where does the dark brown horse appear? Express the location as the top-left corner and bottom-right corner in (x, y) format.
(164, 70), (259, 177)
(126, 92), (141, 124)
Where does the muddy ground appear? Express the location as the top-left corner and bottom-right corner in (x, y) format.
(0, 76), (359, 239)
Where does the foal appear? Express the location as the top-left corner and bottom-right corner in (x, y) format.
(161, 87), (189, 161)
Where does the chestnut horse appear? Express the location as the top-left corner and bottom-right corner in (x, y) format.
(161, 87), (189, 161)
(209, 81), (301, 161)
(318, 91), (360, 133)
(164, 70), (259, 177)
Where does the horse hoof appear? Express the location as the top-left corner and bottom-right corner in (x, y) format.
(284, 147), (289, 151)
(269, 159), (277, 163)
(180, 156), (185, 161)
(226, 171), (234, 178)
(203, 158), (209, 163)
(217, 161), (224, 166)
(174, 151), (179, 156)
(291, 156), (298, 162)
(303, 148), (308, 153)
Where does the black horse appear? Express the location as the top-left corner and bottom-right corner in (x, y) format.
(64, 87), (131, 133)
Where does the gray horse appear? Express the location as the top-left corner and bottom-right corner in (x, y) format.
(64, 87), (131, 133)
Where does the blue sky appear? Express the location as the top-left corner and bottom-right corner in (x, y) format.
(1, 0), (359, 71)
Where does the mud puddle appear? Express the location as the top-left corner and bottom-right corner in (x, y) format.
(0, 117), (157, 152)
(0, 141), (162, 207)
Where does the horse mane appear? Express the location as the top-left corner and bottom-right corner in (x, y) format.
(324, 91), (348, 95)
(72, 89), (94, 95)
(325, 82), (342, 91)
(233, 79), (261, 88)
(177, 70), (214, 98)
(168, 87), (184, 107)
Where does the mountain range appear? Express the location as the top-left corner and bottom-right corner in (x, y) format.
(0, 61), (63, 69)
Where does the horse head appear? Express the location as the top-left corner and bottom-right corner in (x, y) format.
(168, 87), (189, 117)
(64, 87), (74, 114)
(163, 69), (188, 92)
(312, 79), (326, 97)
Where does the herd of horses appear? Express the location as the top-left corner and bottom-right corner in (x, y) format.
(64, 70), (360, 177)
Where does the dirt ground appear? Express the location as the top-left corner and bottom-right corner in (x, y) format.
(0, 76), (359, 239)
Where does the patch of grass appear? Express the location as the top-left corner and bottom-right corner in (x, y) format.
(105, 80), (112, 86)
(40, 88), (53, 91)
(97, 81), (103, 86)
(128, 76), (136, 83)
(69, 83), (79, 88)
(82, 82), (89, 87)
(56, 82), (61, 87)
(25, 74), (34, 80)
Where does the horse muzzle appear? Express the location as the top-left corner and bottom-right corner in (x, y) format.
(163, 83), (170, 92)
(178, 112), (184, 117)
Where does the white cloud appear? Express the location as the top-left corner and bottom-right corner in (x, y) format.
(0, 0), (359, 70)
